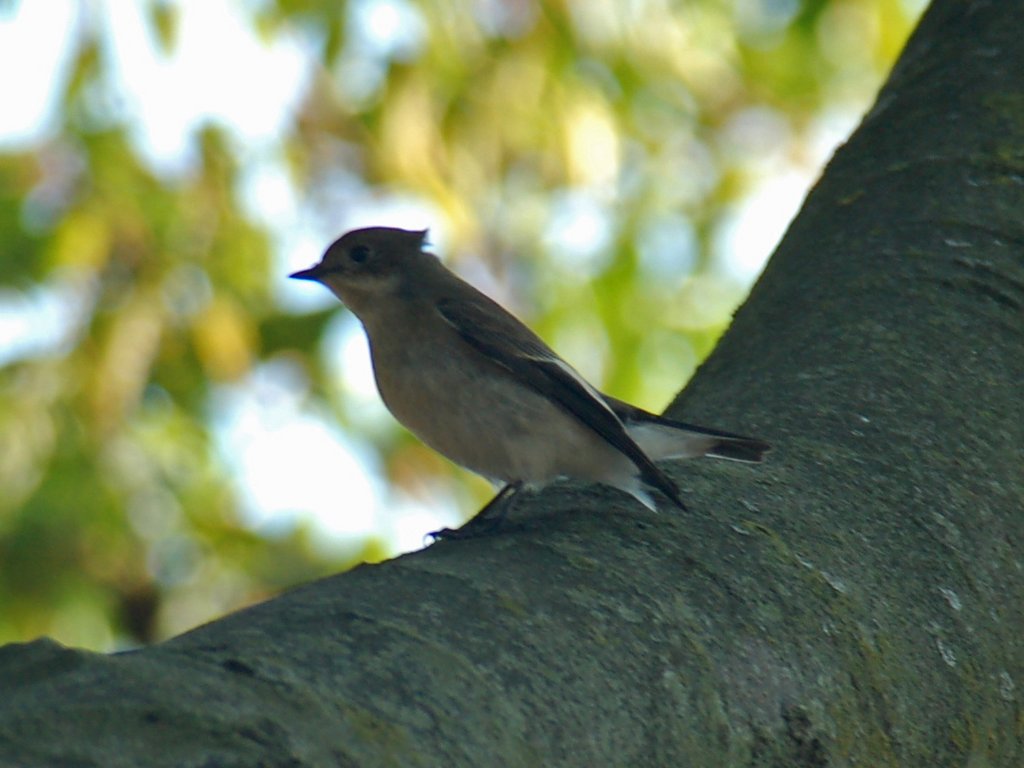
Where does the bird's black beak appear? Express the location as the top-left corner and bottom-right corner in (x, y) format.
(289, 265), (324, 282)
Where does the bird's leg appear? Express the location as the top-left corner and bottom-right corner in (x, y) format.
(472, 481), (523, 526)
(428, 481), (524, 541)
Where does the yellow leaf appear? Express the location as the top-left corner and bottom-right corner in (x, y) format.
(192, 298), (255, 382)
(50, 210), (111, 271)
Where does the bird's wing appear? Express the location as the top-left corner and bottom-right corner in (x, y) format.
(436, 295), (683, 508)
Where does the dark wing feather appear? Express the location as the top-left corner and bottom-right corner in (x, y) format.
(436, 296), (684, 508)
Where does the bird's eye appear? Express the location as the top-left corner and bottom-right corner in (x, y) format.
(349, 245), (371, 264)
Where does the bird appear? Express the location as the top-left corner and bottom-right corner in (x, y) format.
(290, 226), (769, 538)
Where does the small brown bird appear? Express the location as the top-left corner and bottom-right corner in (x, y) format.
(291, 227), (769, 537)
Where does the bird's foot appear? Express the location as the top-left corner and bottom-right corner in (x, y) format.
(425, 482), (523, 543)
(426, 524), (496, 542)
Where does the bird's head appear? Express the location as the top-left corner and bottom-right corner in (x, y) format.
(290, 227), (432, 313)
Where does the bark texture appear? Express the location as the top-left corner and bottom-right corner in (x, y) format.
(1, 0), (1021, 765)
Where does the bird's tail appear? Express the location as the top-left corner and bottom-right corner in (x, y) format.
(630, 421), (770, 463)
(605, 396), (770, 464)
(702, 435), (770, 463)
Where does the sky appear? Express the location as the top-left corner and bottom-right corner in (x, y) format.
(0, 0), (873, 554)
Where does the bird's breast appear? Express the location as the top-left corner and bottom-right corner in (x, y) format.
(366, 331), (631, 486)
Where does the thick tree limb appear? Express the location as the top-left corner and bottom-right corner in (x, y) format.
(1, 0), (1021, 765)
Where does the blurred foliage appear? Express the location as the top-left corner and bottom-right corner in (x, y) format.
(0, 0), (922, 650)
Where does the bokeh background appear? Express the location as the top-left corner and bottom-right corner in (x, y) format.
(0, 0), (923, 650)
